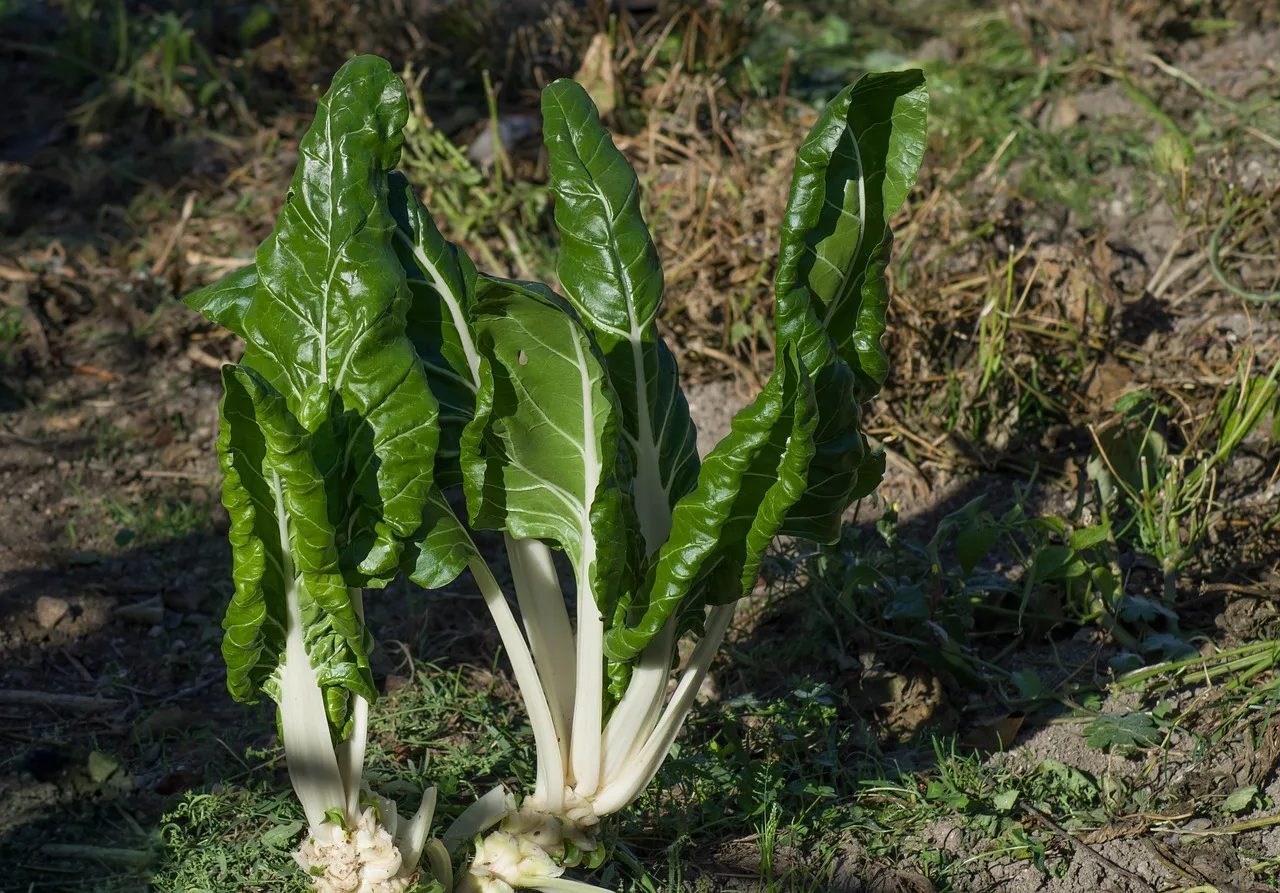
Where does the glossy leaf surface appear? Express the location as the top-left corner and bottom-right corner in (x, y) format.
(542, 79), (699, 554)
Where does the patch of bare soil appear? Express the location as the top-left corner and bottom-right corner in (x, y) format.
(0, 289), (240, 870)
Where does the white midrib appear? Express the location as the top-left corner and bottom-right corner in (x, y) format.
(598, 167), (669, 549)
(598, 619), (674, 785)
(396, 229), (482, 387)
(472, 559), (566, 813)
(591, 603), (736, 817)
(569, 331), (604, 797)
(336, 587), (369, 820)
(506, 534), (575, 775)
(272, 471), (347, 835)
(630, 335), (671, 551)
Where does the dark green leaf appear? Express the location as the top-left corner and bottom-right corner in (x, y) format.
(772, 70), (927, 541)
(882, 585), (929, 622)
(1084, 712), (1161, 751)
(1069, 523), (1112, 551)
(955, 519), (1000, 577)
(400, 490), (477, 591)
(188, 56), (441, 586)
(218, 365), (374, 737)
(1029, 545), (1074, 584)
(774, 69), (927, 396)
(185, 263), (256, 336)
(605, 348), (817, 662)
(388, 170), (482, 489)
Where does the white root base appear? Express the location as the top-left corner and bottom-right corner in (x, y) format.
(296, 806), (421, 893)
(458, 797), (600, 893)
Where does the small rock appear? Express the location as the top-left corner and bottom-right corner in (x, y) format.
(35, 595), (70, 629)
(1048, 97), (1079, 132)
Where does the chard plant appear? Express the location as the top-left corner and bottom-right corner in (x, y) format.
(187, 57), (453, 893)
(188, 53), (926, 893)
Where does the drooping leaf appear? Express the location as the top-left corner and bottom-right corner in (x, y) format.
(604, 348), (817, 663)
(400, 489), (479, 592)
(218, 364), (375, 737)
(187, 56), (440, 586)
(773, 70), (927, 543)
(541, 78), (700, 554)
(460, 278), (634, 618)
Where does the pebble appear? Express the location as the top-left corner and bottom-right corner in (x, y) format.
(35, 595), (69, 629)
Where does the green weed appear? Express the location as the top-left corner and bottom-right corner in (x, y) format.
(1089, 353), (1280, 602)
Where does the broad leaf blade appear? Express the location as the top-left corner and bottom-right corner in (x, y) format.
(191, 56), (440, 585)
(773, 71), (927, 541)
(541, 79), (663, 340)
(461, 279), (633, 618)
(542, 78), (699, 554)
(605, 349), (818, 663)
(218, 365), (375, 737)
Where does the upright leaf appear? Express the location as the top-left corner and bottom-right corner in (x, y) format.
(773, 70), (927, 542)
(541, 79), (699, 554)
(218, 365), (375, 737)
(187, 56), (440, 584)
(774, 69), (927, 389)
(461, 279), (634, 617)
(604, 348), (818, 663)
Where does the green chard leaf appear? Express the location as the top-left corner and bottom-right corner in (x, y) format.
(399, 488), (478, 592)
(186, 55), (441, 586)
(388, 170), (483, 489)
(218, 364), (375, 736)
(605, 347), (818, 663)
(775, 69), (928, 385)
(461, 279), (637, 619)
(773, 69), (927, 542)
(186, 262), (257, 335)
(541, 79), (700, 555)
